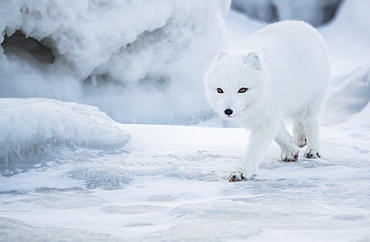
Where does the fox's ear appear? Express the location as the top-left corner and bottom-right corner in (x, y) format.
(244, 52), (260, 70)
(217, 50), (228, 62)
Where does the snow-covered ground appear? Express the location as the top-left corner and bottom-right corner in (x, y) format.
(1, 1), (370, 241)
(1, 122), (370, 241)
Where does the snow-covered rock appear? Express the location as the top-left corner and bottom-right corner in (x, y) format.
(0, 98), (129, 166)
(0, 0), (230, 124)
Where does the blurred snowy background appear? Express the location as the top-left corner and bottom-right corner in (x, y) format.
(1, 0), (370, 241)
(0, 0), (229, 124)
(0, 0), (369, 125)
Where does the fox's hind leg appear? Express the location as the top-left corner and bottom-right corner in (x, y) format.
(293, 120), (307, 148)
(299, 99), (323, 159)
(274, 124), (299, 162)
(302, 116), (321, 158)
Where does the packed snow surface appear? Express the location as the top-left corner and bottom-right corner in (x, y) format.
(1, 0), (370, 241)
(0, 122), (369, 241)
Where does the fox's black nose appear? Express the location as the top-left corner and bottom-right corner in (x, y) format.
(224, 109), (233, 116)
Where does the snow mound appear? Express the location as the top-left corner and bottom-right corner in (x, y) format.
(0, 98), (130, 166)
(325, 65), (370, 124)
(0, 0), (230, 124)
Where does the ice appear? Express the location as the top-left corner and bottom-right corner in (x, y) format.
(1, 121), (369, 240)
(0, 98), (129, 172)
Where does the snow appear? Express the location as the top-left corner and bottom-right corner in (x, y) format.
(1, 124), (370, 241)
(0, 0), (229, 124)
(1, 0), (370, 241)
(319, 0), (370, 77)
(0, 98), (129, 173)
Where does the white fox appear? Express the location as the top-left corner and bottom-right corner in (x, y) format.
(204, 21), (330, 182)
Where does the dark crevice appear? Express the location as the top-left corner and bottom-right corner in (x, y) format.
(1, 30), (55, 64)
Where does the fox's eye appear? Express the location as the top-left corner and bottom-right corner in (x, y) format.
(217, 88), (224, 94)
(238, 87), (248, 93)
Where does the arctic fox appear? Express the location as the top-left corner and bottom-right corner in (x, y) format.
(204, 21), (330, 182)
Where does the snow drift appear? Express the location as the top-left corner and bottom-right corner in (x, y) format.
(321, 0), (370, 123)
(0, 0), (230, 124)
(325, 65), (370, 124)
(0, 98), (129, 170)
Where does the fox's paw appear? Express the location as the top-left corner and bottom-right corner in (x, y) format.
(228, 169), (256, 182)
(228, 171), (245, 182)
(281, 148), (299, 162)
(304, 148), (321, 159)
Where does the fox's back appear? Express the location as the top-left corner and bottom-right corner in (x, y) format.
(240, 21), (330, 112)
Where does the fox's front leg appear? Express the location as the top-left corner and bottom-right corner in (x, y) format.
(228, 125), (276, 182)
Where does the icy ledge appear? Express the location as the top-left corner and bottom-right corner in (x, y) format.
(0, 98), (130, 165)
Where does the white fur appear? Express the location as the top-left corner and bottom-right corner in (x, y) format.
(204, 21), (330, 181)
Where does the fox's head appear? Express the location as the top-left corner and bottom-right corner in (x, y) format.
(204, 50), (264, 120)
